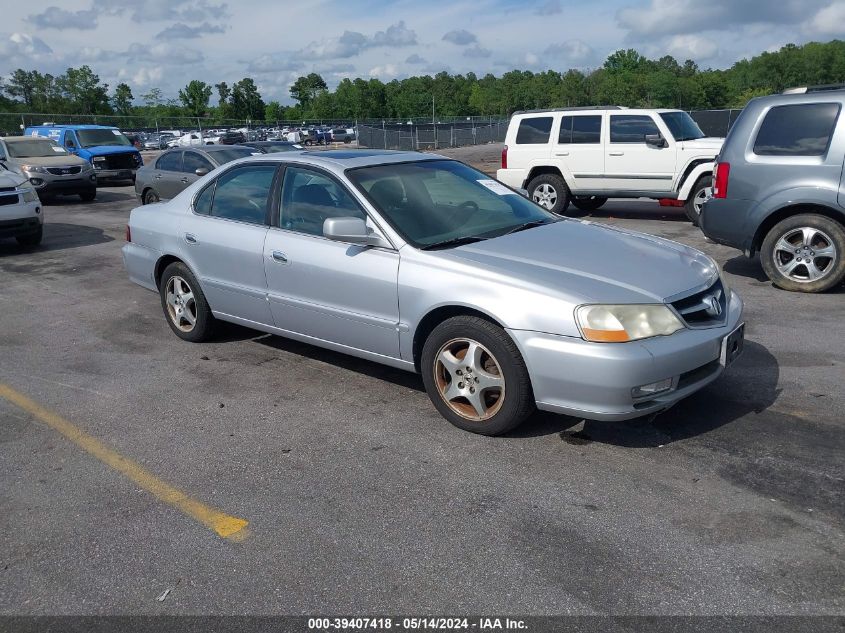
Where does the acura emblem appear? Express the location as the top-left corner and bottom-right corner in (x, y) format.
(705, 295), (722, 317)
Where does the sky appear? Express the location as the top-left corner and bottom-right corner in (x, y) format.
(2, 0), (845, 104)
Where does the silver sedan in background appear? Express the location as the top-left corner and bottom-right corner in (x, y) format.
(123, 150), (744, 435)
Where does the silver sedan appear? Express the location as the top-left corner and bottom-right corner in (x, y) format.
(123, 150), (744, 435)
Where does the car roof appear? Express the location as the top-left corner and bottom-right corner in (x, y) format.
(240, 149), (442, 169)
(2, 135), (56, 143)
(27, 124), (118, 130)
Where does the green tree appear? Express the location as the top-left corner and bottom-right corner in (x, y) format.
(57, 66), (110, 114)
(265, 101), (284, 121)
(289, 73), (328, 110)
(231, 78), (265, 120)
(178, 80), (212, 116)
(112, 82), (134, 115)
(141, 87), (164, 108)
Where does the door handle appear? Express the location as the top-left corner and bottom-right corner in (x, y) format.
(180, 177), (189, 183)
(609, 151), (624, 156)
(555, 152), (569, 156)
(271, 250), (288, 264)
(184, 233), (198, 245)
(153, 174), (162, 179)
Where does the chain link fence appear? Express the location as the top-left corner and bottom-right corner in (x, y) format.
(357, 120), (508, 150)
(687, 109), (744, 138)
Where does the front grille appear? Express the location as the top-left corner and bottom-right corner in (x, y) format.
(103, 153), (138, 170)
(46, 165), (82, 175)
(0, 186), (16, 193)
(671, 278), (727, 327)
(0, 194), (19, 206)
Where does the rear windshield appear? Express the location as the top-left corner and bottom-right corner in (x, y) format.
(753, 103), (841, 156)
(7, 140), (69, 158)
(77, 129), (133, 148)
(211, 148), (259, 164)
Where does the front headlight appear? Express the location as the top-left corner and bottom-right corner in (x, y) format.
(576, 304), (684, 343)
(21, 164), (47, 174)
(21, 187), (39, 202)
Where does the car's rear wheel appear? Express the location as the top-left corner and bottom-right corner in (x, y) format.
(79, 188), (96, 202)
(16, 226), (43, 247)
(527, 173), (571, 216)
(761, 214), (845, 293)
(143, 189), (160, 205)
(571, 196), (608, 212)
(159, 262), (216, 341)
(684, 176), (711, 225)
(421, 316), (534, 436)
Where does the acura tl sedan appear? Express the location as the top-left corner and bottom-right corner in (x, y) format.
(123, 150), (744, 435)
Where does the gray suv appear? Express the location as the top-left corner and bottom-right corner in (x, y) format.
(701, 88), (845, 292)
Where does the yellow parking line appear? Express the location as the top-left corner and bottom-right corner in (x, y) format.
(0, 383), (248, 541)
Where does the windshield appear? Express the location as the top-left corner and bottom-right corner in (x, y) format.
(7, 140), (69, 158)
(260, 143), (298, 152)
(77, 129), (133, 148)
(347, 160), (556, 248)
(659, 112), (706, 141)
(211, 148), (258, 164)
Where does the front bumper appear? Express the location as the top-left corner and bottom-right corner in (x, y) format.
(26, 171), (97, 195)
(0, 199), (43, 238)
(508, 293), (744, 421)
(94, 168), (138, 181)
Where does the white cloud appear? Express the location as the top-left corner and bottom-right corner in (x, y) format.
(27, 6), (97, 30)
(295, 22), (417, 60)
(405, 53), (427, 64)
(130, 66), (164, 87)
(371, 21), (417, 47)
(804, 3), (845, 36)
(92, 0), (228, 23)
(666, 34), (718, 60)
(535, 0), (561, 15)
(463, 45), (491, 58)
(127, 42), (204, 64)
(442, 29), (477, 45)
(544, 40), (594, 64)
(2, 32), (53, 58)
(155, 22), (226, 39)
(245, 54), (304, 73)
(368, 63), (399, 79)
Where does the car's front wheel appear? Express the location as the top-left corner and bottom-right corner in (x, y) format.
(527, 173), (571, 216)
(684, 176), (711, 225)
(760, 214), (845, 293)
(421, 316), (535, 435)
(159, 262), (216, 341)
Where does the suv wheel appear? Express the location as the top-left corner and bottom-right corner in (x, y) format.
(571, 196), (608, 212)
(420, 316), (535, 436)
(527, 174), (571, 216)
(761, 214), (845, 293)
(684, 176), (711, 225)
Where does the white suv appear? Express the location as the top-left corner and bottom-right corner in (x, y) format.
(497, 107), (723, 223)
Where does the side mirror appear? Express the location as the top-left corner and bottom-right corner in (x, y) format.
(323, 217), (391, 248)
(516, 187), (529, 198)
(645, 134), (667, 148)
(195, 168), (209, 177)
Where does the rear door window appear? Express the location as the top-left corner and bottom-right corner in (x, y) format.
(209, 165), (276, 225)
(753, 103), (841, 156)
(156, 151), (182, 171)
(609, 115), (660, 143)
(558, 115), (602, 144)
(515, 117), (553, 144)
(182, 151), (214, 173)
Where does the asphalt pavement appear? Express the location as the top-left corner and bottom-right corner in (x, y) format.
(0, 146), (843, 616)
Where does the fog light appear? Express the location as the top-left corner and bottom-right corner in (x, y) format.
(632, 378), (673, 398)
(30, 178), (44, 186)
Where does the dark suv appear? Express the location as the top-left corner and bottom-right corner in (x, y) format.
(701, 88), (845, 292)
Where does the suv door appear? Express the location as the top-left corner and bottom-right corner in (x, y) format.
(263, 164), (400, 358)
(152, 151), (185, 200)
(606, 113), (677, 192)
(554, 114), (604, 191)
(509, 115), (554, 180)
(179, 163), (276, 325)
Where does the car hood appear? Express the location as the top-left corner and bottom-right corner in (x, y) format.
(441, 220), (718, 304)
(679, 137), (724, 151)
(9, 154), (90, 167)
(0, 169), (27, 188)
(82, 145), (138, 156)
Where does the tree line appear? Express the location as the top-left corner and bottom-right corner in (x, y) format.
(1, 40), (844, 123)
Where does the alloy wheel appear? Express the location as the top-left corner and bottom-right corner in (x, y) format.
(532, 184), (557, 210)
(165, 276), (197, 332)
(773, 226), (838, 283)
(433, 338), (505, 421)
(693, 186), (711, 215)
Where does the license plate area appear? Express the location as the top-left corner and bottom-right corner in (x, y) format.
(720, 322), (745, 368)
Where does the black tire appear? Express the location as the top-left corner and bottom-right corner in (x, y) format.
(159, 262), (216, 342)
(79, 188), (96, 202)
(571, 196), (608, 212)
(16, 225), (43, 247)
(143, 189), (160, 205)
(760, 214), (845, 293)
(420, 316), (535, 436)
(684, 175), (710, 225)
(343, 137), (352, 144)
(527, 173), (572, 216)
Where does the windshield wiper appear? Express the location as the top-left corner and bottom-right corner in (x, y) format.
(500, 219), (556, 236)
(420, 235), (487, 250)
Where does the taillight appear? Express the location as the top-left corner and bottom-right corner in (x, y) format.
(125, 225), (131, 242)
(501, 144), (508, 169)
(713, 162), (730, 199)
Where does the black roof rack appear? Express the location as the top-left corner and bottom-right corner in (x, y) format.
(511, 106), (626, 115)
